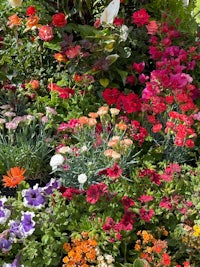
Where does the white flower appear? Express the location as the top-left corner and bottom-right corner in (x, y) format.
(104, 254), (114, 264)
(0, 208), (11, 224)
(8, 0), (23, 8)
(58, 146), (72, 154)
(78, 173), (87, 184)
(80, 145), (88, 152)
(50, 154), (65, 170)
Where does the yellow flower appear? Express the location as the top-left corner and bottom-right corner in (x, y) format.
(193, 225), (200, 237)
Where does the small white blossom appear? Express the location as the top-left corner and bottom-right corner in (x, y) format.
(50, 154), (65, 170)
(78, 173), (87, 184)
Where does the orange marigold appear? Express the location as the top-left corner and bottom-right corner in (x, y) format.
(2, 166), (26, 188)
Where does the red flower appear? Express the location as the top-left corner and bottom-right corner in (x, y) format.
(26, 6), (37, 16)
(113, 17), (124, 27)
(161, 253), (171, 266)
(65, 45), (81, 59)
(159, 196), (172, 210)
(52, 12), (67, 27)
(121, 93), (141, 113)
(132, 8), (150, 27)
(38, 25), (54, 42)
(62, 187), (84, 200)
(102, 88), (121, 105)
(152, 123), (162, 133)
(121, 196), (135, 211)
(106, 163), (122, 180)
(86, 183), (108, 204)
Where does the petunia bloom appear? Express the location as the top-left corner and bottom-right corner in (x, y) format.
(2, 167), (26, 188)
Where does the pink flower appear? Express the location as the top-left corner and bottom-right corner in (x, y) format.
(133, 62), (145, 73)
(132, 8), (150, 27)
(159, 196), (172, 210)
(139, 207), (155, 222)
(102, 217), (116, 232)
(138, 195), (154, 203)
(65, 45), (81, 59)
(146, 20), (158, 35)
(38, 25), (54, 42)
(121, 196), (135, 211)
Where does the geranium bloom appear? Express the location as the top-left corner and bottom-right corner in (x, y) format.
(132, 8), (150, 27)
(2, 167), (26, 188)
(38, 25), (54, 42)
(26, 6), (37, 16)
(7, 14), (22, 28)
(52, 13), (67, 27)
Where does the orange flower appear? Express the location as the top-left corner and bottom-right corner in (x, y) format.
(2, 166), (26, 188)
(54, 53), (68, 63)
(8, 14), (22, 28)
(26, 15), (40, 29)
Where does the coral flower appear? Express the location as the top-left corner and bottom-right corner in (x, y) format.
(8, 14), (22, 28)
(2, 167), (26, 188)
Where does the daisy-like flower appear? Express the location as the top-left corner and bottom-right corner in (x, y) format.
(22, 185), (45, 209)
(2, 167), (26, 188)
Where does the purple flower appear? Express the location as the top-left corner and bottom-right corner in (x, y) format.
(3, 254), (24, 267)
(9, 220), (24, 239)
(22, 185), (45, 209)
(0, 208), (11, 224)
(21, 211), (35, 236)
(0, 238), (12, 253)
(43, 178), (61, 195)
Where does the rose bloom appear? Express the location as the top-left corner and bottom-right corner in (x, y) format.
(113, 17), (124, 27)
(26, 15), (40, 29)
(52, 13), (67, 27)
(38, 25), (54, 41)
(9, 0), (22, 8)
(26, 6), (37, 16)
(146, 20), (159, 35)
(8, 14), (22, 28)
(132, 8), (150, 27)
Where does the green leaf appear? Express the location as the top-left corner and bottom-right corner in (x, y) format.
(116, 69), (128, 86)
(132, 258), (146, 267)
(43, 41), (61, 51)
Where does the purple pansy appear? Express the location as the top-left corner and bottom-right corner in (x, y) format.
(22, 185), (45, 209)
